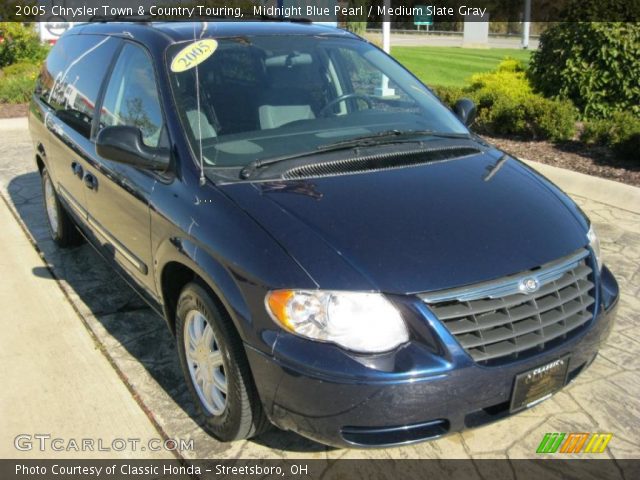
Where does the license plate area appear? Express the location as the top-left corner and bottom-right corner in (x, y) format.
(510, 355), (570, 413)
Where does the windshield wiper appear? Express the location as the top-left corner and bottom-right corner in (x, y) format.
(239, 129), (471, 179)
(317, 129), (471, 150)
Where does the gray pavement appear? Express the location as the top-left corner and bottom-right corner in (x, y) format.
(0, 119), (638, 465)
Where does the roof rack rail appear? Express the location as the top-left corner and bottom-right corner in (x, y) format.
(258, 15), (313, 23)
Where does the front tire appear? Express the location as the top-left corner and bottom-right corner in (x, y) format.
(41, 167), (82, 247)
(175, 282), (269, 441)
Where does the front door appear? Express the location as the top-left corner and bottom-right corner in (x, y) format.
(85, 42), (167, 294)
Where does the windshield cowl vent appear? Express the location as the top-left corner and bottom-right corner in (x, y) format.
(282, 147), (481, 180)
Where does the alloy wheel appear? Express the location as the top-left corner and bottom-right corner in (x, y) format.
(44, 174), (59, 236)
(183, 310), (228, 416)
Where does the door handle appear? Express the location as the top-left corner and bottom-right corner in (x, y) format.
(84, 173), (98, 190)
(71, 161), (83, 179)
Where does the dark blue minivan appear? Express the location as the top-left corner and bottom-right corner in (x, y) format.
(30, 21), (618, 448)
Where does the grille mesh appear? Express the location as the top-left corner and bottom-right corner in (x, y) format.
(421, 249), (595, 364)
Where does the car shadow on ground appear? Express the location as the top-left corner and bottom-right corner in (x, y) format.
(7, 171), (331, 455)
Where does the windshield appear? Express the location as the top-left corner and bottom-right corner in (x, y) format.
(167, 34), (468, 170)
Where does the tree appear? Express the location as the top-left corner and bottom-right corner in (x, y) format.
(529, 21), (640, 119)
(343, 0), (368, 36)
(0, 23), (48, 68)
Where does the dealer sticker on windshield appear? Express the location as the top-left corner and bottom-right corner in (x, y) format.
(170, 39), (218, 73)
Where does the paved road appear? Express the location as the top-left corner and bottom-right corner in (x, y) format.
(0, 120), (637, 467)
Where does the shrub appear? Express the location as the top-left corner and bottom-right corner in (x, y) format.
(430, 85), (464, 109)
(529, 21), (640, 119)
(467, 63), (532, 110)
(0, 73), (36, 103)
(0, 61), (39, 103)
(0, 23), (49, 68)
(475, 95), (528, 137)
(523, 96), (577, 142)
(496, 56), (526, 73)
(469, 64), (530, 95)
(582, 111), (640, 145)
(472, 94), (576, 142)
(430, 59), (578, 142)
(463, 60), (577, 141)
(581, 111), (640, 161)
(1, 60), (40, 78)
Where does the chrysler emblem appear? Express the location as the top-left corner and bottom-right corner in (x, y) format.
(519, 277), (540, 294)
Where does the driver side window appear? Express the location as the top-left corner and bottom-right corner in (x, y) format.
(99, 43), (165, 148)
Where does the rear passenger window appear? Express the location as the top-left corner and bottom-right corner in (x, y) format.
(37, 35), (120, 139)
(98, 43), (165, 148)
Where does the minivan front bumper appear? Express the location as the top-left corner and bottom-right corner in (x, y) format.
(245, 266), (618, 448)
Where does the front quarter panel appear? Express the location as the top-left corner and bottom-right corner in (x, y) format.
(150, 172), (315, 353)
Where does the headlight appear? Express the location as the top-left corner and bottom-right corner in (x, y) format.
(587, 224), (602, 271)
(265, 290), (409, 353)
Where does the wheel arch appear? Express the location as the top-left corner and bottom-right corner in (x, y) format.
(156, 238), (253, 343)
(35, 152), (45, 175)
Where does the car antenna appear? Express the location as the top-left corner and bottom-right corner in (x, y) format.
(194, 22), (207, 186)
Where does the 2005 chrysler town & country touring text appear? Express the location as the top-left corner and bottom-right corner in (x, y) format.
(29, 21), (619, 448)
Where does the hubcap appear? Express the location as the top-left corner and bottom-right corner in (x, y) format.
(184, 310), (228, 416)
(44, 175), (59, 236)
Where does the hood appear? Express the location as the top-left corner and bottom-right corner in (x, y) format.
(219, 149), (589, 294)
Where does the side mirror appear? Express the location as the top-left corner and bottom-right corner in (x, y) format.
(453, 98), (477, 127)
(96, 126), (170, 171)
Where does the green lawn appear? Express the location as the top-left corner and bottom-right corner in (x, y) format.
(391, 46), (532, 87)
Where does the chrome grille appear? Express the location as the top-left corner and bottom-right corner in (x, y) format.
(419, 249), (595, 364)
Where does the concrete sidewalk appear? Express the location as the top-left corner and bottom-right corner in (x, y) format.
(0, 197), (171, 459)
(523, 160), (640, 215)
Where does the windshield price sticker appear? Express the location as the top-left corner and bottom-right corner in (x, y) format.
(170, 39), (218, 73)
